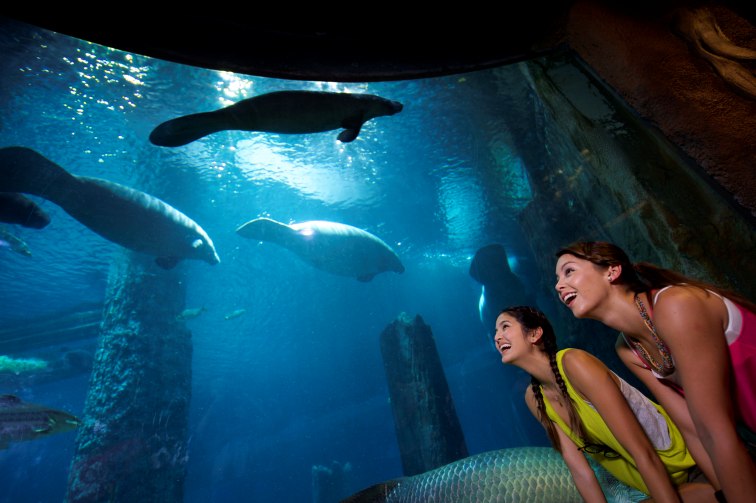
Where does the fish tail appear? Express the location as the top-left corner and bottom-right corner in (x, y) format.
(339, 480), (400, 503)
(149, 111), (229, 147)
(0, 147), (76, 205)
(235, 217), (290, 242)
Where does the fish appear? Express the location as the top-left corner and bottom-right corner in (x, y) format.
(0, 394), (80, 449)
(0, 225), (32, 257)
(0, 146), (220, 269)
(236, 218), (404, 282)
(0, 192), (50, 229)
(176, 306), (207, 321)
(149, 90), (403, 147)
(223, 308), (246, 320)
(341, 446), (643, 503)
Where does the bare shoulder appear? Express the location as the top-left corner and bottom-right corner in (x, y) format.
(653, 285), (726, 336)
(561, 348), (605, 376)
(561, 349), (609, 388)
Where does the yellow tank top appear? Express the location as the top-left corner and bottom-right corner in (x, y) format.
(542, 349), (695, 494)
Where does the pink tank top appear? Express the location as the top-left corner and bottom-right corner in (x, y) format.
(625, 287), (756, 432)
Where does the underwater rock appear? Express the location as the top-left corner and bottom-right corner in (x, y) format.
(0, 146), (220, 270)
(0, 192), (50, 228)
(149, 90), (403, 146)
(0, 394), (79, 450)
(237, 218), (404, 282)
(65, 251), (192, 503)
(341, 446), (644, 503)
(379, 313), (468, 476)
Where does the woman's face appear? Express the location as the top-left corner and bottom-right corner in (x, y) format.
(494, 312), (527, 364)
(555, 253), (611, 319)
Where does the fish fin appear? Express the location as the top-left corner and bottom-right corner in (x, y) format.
(357, 274), (374, 282)
(337, 125), (361, 143)
(340, 479), (401, 502)
(155, 256), (180, 270)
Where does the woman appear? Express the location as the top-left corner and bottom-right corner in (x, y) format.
(495, 306), (713, 502)
(555, 241), (756, 503)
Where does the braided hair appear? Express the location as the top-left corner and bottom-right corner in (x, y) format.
(501, 306), (585, 452)
(556, 241), (756, 312)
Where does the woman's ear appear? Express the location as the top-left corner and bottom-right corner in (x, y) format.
(529, 326), (544, 344)
(607, 264), (622, 283)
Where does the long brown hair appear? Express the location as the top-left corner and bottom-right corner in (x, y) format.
(556, 241), (756, 312)
(501, 306), (585, 452)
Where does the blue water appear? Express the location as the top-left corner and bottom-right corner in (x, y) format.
(0, 18), (624, 503)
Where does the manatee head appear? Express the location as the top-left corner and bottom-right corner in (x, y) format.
(190, 236), (220, 265)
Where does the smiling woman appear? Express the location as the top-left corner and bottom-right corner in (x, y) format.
(494, 306), (714, 502)
(555, 241), (756, 503)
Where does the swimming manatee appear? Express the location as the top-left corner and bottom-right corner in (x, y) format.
(0, 146), (220, 269)
(469, 244), (537, 342)
(341, 446), (643, 503)
(149, 90), (403, 147)
(236, 218), (404, 282)
(0, 192), (50, 228)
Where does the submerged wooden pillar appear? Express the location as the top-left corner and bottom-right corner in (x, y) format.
(379, 312), (468, 476)
(65, 251), (192, 503)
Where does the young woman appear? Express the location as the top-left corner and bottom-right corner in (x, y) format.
(495, 306), (713, 502)
(555, 241), (756, 503)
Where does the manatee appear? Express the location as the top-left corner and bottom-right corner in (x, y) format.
(0, 146), (220, 269)
(236, 218), (404, 282)
(469, 244), (536, 341)
(149, 90), (403, 147)
(176, 306), (207, 322)
(0, 192), (50, 229)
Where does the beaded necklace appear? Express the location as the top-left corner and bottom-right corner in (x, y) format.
(625, 293), (675, 377)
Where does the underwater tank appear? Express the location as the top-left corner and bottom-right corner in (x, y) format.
(0, 11), (753, 503)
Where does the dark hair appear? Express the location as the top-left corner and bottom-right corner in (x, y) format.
(500, 306), (585, 452)
(556, 241), (756, 312)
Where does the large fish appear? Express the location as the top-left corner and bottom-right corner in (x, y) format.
(0, 146), (220, 269)
(236, 218), (404, 282)
(149, 90), (403, 147)
(0, 394), (80, 449)
(341, 447), (644, 503)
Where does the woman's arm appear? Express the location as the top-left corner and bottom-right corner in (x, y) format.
(563, 349), (682, 503)
(654, 287), (756, 503)
(615, 335), (720, 488)
(525, 387), (607, 503)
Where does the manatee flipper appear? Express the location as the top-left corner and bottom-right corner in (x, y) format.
(155, 256), (180, 270)
(0, 193), (51, 229)
(150, 111), (231, 147)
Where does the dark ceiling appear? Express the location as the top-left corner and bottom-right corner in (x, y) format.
(4, 7), (571, 82)
(4, 2), (754, 82)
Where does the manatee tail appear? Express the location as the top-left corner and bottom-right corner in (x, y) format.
(339, 480), (400, 503)
(149, 110), (231, 147)
(0, 147), (77, 206)
(469, 243), (514, 285)
(236, 218), (293, 242)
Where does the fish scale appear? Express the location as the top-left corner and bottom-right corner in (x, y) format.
(344, 447), (645, 503)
